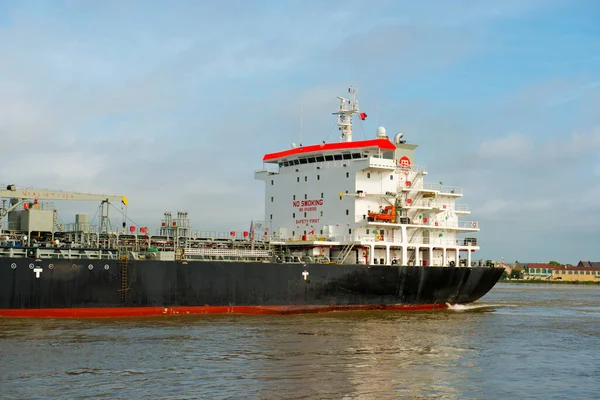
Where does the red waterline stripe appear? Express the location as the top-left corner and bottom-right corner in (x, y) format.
(0, 303), (448, 318)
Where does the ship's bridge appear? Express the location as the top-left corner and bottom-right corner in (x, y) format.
(261, 138), (396, 169)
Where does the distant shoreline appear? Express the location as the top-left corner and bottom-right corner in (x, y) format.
(500, 279), (600, 285)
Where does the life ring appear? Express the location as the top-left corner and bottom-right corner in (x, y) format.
(471, 222), (477, 228)
(320, 248), (325, 255)
(362, 250), (368, 257)
(377, 234), (383, 241)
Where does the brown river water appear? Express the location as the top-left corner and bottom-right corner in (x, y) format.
(1, 283), (599, 399)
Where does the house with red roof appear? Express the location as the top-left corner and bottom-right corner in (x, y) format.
(524, 263), (600, 281)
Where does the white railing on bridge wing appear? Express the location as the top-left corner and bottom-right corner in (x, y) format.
(458, 220), (479, 229)
(411, 238), (478, 246)
(413, 164), (428, 173)
(454, 204), (470, 212)
(396, 164), (428, 173)
(440, 186), (462, 195)
(394, 220), (479, 229)
(352, 236), (479, 246)
(421, 183), (463, 194)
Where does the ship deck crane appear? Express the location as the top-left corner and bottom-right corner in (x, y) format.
(0, 184), (128, 239)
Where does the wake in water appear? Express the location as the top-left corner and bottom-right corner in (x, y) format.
(445, 303), (504, 312)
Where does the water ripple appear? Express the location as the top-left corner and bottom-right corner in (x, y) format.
(1, 283), (599, 399)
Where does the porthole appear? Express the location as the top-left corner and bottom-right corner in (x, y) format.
(104, 264), (110, 271)
(11, 263), (17, 269)
(48, 264), (54, 270)
(88, 264), (94, 270)
(29, 263), (34, 269)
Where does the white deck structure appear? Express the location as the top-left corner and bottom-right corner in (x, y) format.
(255, 88), (479, 267)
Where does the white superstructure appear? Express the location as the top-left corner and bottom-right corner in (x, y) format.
(255, 89), (480, 267)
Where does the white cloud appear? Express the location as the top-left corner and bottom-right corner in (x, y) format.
(473, 126), (600, 166)
(476, 132), (534, 161)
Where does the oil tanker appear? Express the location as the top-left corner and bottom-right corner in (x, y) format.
(0, 88), (503, 318)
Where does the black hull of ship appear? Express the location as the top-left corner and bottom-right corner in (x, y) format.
(0, 258), (504, 317)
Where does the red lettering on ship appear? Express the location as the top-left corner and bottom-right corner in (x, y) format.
(292, 199), (323, 208)
(20, 191), (75, 199)
(296, 218), (320, 225)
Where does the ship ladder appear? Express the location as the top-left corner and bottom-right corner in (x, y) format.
(336, 242), (355, 265)
(53, 213), (63, 232)
(118, 250), (129, 303)
(408, 251), (416, 266)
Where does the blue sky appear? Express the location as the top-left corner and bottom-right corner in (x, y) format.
(1, 0), (599, 263)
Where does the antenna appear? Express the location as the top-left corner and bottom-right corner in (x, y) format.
(333, 86), (361, 142)
(300, 103), (303, 145)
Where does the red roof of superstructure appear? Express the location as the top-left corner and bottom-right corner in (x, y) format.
(263, 138), (396, 162)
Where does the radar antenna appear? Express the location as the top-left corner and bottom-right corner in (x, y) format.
(333, 86), (363, 142)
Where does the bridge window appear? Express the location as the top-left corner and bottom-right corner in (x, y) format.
(299, 158), (308, 164)
(307, 157), (316, 163)
(334, 154), (342, 160)
(316, 156), (325, 162)
(325, 155), (334, 161)
(352, 153), (361, 159)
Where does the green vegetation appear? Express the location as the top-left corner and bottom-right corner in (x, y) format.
(547, 261), (573, 267)
(549, 260), (561, 266)
(501, 270), (522, 280)
(499, 278), (600, 285)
